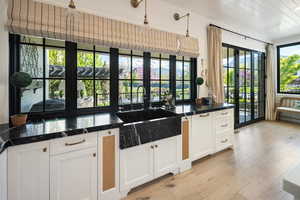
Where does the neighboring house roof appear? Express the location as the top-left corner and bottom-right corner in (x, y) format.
(49, 65), (111, 78)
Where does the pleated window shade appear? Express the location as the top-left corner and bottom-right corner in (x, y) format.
(6, 0), (199, 57)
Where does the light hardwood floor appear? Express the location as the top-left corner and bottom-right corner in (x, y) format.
(124, 121), (300, 200)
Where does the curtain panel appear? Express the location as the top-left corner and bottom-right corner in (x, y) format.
(207, 26), (224, 104)
(265, 44), (276, 120)
(6, 0), (199, 57)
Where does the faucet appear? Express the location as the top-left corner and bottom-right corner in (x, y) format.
(137, 85), (147, 108)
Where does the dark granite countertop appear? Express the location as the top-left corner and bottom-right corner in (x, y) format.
(168, 103), (235, 116)
(0, 103), (234, 153)
(0, 113), (123, 153)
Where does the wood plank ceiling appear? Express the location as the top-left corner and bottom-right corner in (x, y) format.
(162, 0), (300, 41)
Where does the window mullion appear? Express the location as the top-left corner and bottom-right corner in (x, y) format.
(42, 38), (46, 112)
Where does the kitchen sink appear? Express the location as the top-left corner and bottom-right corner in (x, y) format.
(116, 109), (178, 124)
(117, 109), (181, 149)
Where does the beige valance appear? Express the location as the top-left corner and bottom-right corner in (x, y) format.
(6, 0), (199, 57)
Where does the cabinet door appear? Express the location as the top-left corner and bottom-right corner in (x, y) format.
(8, 141), (50, 200)
(154, 136), (180, 178)
(120, 143), (154, 192)
(191, 113), (214, 161)
(50, 147), (97, 200)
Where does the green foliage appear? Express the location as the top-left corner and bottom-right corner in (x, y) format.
(280, 54), (300, 91)
(196, 77), (204, 85)
(10, 72), (32, 88)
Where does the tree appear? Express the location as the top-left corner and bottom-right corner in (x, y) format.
(280, 55), (300, 91)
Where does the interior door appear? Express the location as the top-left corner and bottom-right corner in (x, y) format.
(223, 44), (265, 128)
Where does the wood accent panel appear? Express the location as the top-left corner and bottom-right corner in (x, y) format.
(182, 120), (189, 160)
(102, 135), (115, 191)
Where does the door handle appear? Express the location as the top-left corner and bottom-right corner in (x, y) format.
(65, 139), (86, 146)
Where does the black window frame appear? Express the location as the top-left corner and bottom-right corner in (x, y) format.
(9, 33), (197, 120)
(277, 42), (300, 94)
(76, 45), (111, 109)
(150, 54), (171, 103)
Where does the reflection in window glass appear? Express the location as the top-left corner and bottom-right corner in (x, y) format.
(150, 55), (170, 102)
(176, 57), (191, 101)
(278, 44), (300, 93)
(119, 50), (144, 105)
(77, 47), (110, 108)
(19, 36), (66, 113)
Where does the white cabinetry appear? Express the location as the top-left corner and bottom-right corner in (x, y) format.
(191, 113), (214, 161)
(8, 141), (50, 200)
(154, 136), (180, 178)
(120, 136), (181, 195)
(213, 109), (234, 152)
(50, 133), (97, 200)
(120, 143), (154, 193)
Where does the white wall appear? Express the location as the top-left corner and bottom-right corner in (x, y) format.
(0, 150), (7, 200)
(0, 0), (9, 125)
(0, 0), (268, 124)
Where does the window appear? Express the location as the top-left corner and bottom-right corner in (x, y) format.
(223, 47), (235, 104)
(10, 34), (196, 118)
(19, 35), (66, 113)
(150, 53), (170, 102)
(278, 43), (300, 94)
(77, 44), (110, 108)
(176, 56), (191, 101)
(119, 50), (144, 105)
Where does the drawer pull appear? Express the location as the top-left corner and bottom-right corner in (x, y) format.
(199, 113), (209, 117)
(65, 139), (86, 146)
(221, 112), (228, 115)
(221, 124), (228, 128)
(221, 139), (228, 143)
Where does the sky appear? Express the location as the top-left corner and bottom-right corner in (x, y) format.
(280, 44), (300, 57)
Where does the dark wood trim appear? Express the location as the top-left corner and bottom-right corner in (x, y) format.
(144, 52), (151, 108)
(65, 41), (77, 115)
(110, 48), (119, 111)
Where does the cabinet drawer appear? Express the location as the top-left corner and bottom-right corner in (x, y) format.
(50, 133), (97, 155)
(216, 132), (232, 152)
(215, 117), (233, 133)
(215, 109), (233, 119)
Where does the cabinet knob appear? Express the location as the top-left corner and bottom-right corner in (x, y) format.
(150, 145), (154, 149)
(154, 145), (158, 148)
(43, 147), (47, 152)
(93, 153), (96, 157)
(108, 131), (111, 135)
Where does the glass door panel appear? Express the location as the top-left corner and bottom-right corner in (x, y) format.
(223, 45), (265, 128)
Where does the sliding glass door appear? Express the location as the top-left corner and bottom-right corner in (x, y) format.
(223, 44), (265, 128)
